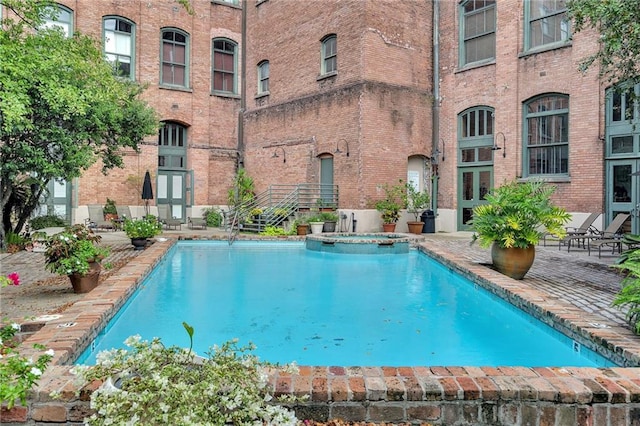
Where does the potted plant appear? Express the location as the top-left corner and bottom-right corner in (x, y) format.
(319, 211), (339, 233)
(43, 224), (110, 293)
(469, 180), (570, 279)
(103, 198), (118, 221)
(406, 183), (431, 234)
(307, 214), (325, 234)
(292, 216), (310, 236)
(123, 217), (163, 250)
(374, 180), (407, 232)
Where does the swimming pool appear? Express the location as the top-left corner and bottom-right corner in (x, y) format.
(76, 240), (615, 367)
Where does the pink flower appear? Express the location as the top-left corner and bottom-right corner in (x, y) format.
(7, 272), (20, 286)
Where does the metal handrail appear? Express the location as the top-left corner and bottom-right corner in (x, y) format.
(228, 210), (239, 245)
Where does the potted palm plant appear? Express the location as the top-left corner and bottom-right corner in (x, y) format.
(469, 180), (570, 279)
(406, 183), (430, 234)
(44, 224), (110, 293)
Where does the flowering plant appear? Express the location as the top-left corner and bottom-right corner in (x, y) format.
(43, 224), (110, 276)
(0, 272), (20, 287)
(0, 318), (54, 409)
(122, 217), (162, 239)
(73, 323), (301, 425)
(250, 207), (263, 216)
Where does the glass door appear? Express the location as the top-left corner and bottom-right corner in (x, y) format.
(457, 166), (493, 231)
(157, 171), (186, 221)
(608, 160), (637, 234)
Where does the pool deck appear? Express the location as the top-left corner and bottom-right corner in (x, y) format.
(3, 229), (640, 425)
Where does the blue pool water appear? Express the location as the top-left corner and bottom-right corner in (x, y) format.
(77, 241), (615, 367)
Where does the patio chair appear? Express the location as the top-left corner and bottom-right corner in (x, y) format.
(587, 213), (630, 257)
(188, 217), (207, 230)
(566, 213), (630, 257)
(157, 204), (182, 230)
(116, 205), (136, 221)
(548, 212), (600, 248)
(86, 204), (116, 231)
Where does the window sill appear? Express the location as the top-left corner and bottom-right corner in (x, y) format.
(317, 71), (337, 81)
(518, 175), (571, 184)
(211, 0), (241, 9)
(456, 59), (496, 74)
(211, 91), (241, 100)
(518, 41), (572, 59)
(159, 85), (193, 93)
(255, 91), (270, 99)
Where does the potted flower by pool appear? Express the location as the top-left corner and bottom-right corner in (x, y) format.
(44, 224), (110, 293)
(307, 215), (325, 234)
(469, 180), (570, 279)
(123, 217), (163, 250)
(405, 182), (430, 234)
(374, 180), (406, 232)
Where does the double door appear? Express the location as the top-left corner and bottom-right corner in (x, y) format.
(458, 166), (493, 231)
(608, 160), (637, 234)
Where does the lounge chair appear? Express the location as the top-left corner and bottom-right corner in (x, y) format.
(547, 212), (600, 248)
(116, 205), (136, 221)
(86, 204), (116, 231)
(157, 204), (182, 230)
(566, 213), (630, 257)
(188, 217), (207, 230)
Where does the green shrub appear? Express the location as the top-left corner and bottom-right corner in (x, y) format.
(202, 207), (223, 227)
(259, 225), (288, 236)
(613, 235), (640, 334)
(30, 215), (67, 230)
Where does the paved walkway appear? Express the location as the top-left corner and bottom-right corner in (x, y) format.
(0, 228), (628, 331)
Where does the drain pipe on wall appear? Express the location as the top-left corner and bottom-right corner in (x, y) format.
(237, 0), (247, 169)
(431, 0), (440, 218)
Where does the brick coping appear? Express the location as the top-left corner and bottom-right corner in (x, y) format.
(7, 237), (640, 424)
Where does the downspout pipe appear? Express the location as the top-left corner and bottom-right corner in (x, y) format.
(237, 0), (247, 169)
(431, 0), (440, 217)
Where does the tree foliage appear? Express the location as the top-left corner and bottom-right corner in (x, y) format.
(567, 0), (640, 89)
(0, 0), (159, 243)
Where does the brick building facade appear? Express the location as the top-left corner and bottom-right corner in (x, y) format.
(13, 0), (637, 233)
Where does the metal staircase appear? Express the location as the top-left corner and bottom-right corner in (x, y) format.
(224, 183), (338, 235)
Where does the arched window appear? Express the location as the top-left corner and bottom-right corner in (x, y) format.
(103, 16), (135, 79)
(212, 38), (237, 94)
(42, 4), (73, 37)
(459, 0), (495, 66)
(161, 28), (189, 88)
(523, 94), (569, 176)
(321, 35), (337, 75)
(458, 106), (495, 164)
(158, 122), (187, 169)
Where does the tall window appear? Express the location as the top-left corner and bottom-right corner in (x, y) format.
(257, 61), (269, 94)
(607, 85), (639, 156)
(103, 17), (135, 79)
(524, 94), (569, 176)
(42, 4), (73, 37)
(321, 35), (337, 75)
(460, 0), (495, 66)
(161, 29), (189, 88)
(525, 0), (570, 51)
(459, 107), (495, 164)
(212, 38), (237, 94)
(158, 122), (187, 169)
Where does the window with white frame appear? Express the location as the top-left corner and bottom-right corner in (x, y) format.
(42, 4), (73, 37)
(212, 38), (237, 94)
(321, 35), (337, 75)
(161, 29), (189, 88)
(460, 0), (495, 66)
(103, 17), (135, 79)
(257, 60), (269, 94)
(525, 0), (570, 51)
(524, 94), (569, 176)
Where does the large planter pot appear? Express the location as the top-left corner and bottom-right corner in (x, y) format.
(68, 262), (101, 293)
(491, 244), (536, 280)
(296, 224), (309, 235)
(130, 237), (149, 250)
(382, 223), (396, 233)
(407, 221), (424, 235)
(309, 222), (324, 234)
(322, 221), (337, 233)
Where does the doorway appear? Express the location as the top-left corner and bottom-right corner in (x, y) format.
(458, 166), (493, 230)
(607, 160), (636, 234)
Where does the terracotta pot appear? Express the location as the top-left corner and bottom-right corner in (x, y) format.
(490, 243), (536, 280)
(130, 237), (148, 250)
(382, 223), (396, 232)
(407, 221), (424, 234)
(68, 262), (101, 293)
(296, 224), (309, 235)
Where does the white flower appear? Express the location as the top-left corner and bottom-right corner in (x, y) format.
(30, 367), (43, 376)
(45, 349), (55, 357)
(11, 322), (20, 331)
